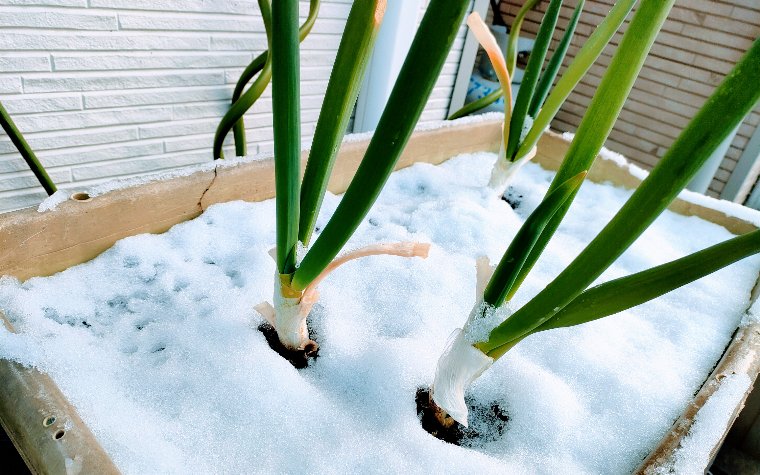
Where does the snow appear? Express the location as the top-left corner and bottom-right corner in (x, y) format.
(1, 152), (758, 473)
(37, 190), (70, 212)
(742, 297), (760, 325)
(678, 189), (760, 228)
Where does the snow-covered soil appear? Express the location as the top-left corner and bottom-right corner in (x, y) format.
(1, 152), (758, 474)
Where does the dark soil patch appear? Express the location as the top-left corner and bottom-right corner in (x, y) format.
(258, 322), (319, 369)
(416, 386), (509, 446)
(502, 186), (523, 210)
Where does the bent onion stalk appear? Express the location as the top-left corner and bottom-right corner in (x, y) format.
(213, 0), (273, 160)
(466, 12), (513, 180)
(464, 12), (536, 191)
(447, 0), (586, 123)
(447, 0), (540, 121)
(213, 0), (320, 159)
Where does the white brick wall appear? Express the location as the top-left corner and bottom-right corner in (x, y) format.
(0, 0), (469, 213)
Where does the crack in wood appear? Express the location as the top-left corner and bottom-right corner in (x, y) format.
(198, 166), (218, 212)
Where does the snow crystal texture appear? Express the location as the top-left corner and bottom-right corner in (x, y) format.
(37, 190), (70, 212)
(1, 153), (758, 474)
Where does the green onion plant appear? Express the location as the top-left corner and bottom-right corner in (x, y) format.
(428, 2), (760, 431)
(247, 0), (473, 357)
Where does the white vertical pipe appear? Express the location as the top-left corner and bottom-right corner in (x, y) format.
(722, 123), (760, 203)
(686, 123), (741, 194)
(353, 0), (425, 133)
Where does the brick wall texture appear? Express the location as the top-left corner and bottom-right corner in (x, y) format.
(0, 0), (468, 213)
(501, 0), (760, 199)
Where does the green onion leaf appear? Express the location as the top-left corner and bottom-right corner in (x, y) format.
(298, 0), (386, 246)
(501, 0), (669, 303)
(515, 0), (635, 160)
(483, 171), (586, 307)
(506, 0), (563, 161)
(231, 52), (267, 157)
(447, 88), (502, 120)
(271, 0), (301, 275)
(0, 102), (57, 196)
(528, 0), (584, 118)
(505, 0), (543, 77)
(213, 0), (272, 160)
(537, 229), (760, 331)
(482, 32), (760, 358)
(290, 0), (472, 291)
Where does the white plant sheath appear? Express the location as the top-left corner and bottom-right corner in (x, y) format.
(271, 272), (310, 350)
(488, 144), (538, 190)
(431, 258), (497, 427)
(432, 327), (494, 427)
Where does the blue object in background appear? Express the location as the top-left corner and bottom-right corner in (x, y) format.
(465, 27), (534, 114)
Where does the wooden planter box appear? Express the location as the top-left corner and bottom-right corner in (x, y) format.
(1, 118), (758, 474)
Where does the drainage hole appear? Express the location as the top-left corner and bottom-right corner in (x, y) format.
(54, 430), (65, 440)
(42, 416), (56, 427)
(70, 192), (92, 202)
